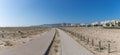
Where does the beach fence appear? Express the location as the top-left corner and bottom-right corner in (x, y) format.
(60, 28), (112, 54)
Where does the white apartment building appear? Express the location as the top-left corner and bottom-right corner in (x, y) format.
(100, 20), (120, 27)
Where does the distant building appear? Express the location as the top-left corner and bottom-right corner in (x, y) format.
(100, 20), (120, 27)
(79, 23), (86, 27)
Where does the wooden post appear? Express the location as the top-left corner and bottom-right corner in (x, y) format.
(81, 36), (83, 41)
(99, 41), (101, 52)
(84, 37), (86, 42)
(87, 38), (89, 44)
(107, 41), (111, 53)
(80, 35), (82, 41)
(1, 34), (4, 38)
(83, 36), (85, 41)
(92, 39), (94, 46)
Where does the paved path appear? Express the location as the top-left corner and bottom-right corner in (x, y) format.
(0, 29), (56, 55)
(58, 29), (94, 55)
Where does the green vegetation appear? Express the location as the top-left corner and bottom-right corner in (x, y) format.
(4, 41), (13, 46)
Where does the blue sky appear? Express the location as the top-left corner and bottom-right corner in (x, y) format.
(0, 0), (120, 26)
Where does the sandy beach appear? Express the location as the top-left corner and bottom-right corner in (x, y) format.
(62, 27), (120, 55)
(0, 27), (50, 51)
